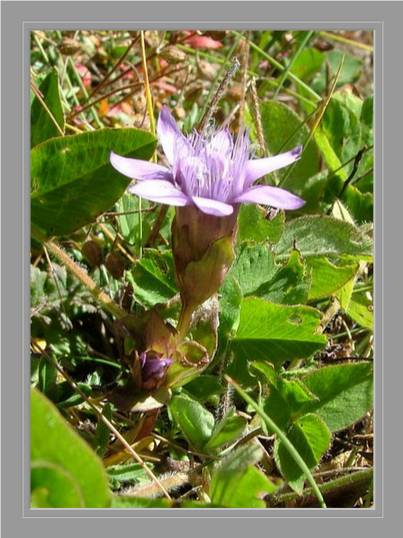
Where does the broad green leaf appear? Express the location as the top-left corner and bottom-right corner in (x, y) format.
(307, 257), (359, 300)
(31, 69), (64, 147)
(204, 409), (247, 452)
(228, 243), (277, 296)
(261, 101), (321, 200)
(169, 393), (215, 450)
(128, 251), (177, 308)
(238, 204), (285, 244)
(274, 215), (372, 261)
(185, 374), (224, 404)
(290, 48), (325, 81)
(217, 277), (242, 355)
(263, 378), (318, 431)
(302, 362), (373, 431)
(210, 444), (277, 508)
(275, 413), (331, 494)
(347, 292), (373, 330)
(31, 128), (156, 238)
(255, 251), (311, 305)
(31, 388), (110, 508)
(31, 461), (85, 508)
(231, 297), (327, 367)
(313, 50), (362, 93)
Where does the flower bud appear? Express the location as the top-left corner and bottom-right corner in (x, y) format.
(82, 239), (103, 268)
(138, 351), (173, 391)
(105, 252), (125, 279)
(172, 205), (238, 310)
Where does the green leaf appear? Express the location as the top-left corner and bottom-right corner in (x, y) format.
(255, 250), (311, 305)
(185, 374), (224, 404)
(263, 378), (318, 431)
(231, 297), (327, 367)
(290, 48), (325, 81)
(228, 243), (277, 296)
(302, 362), (373, 431)
(204, 409), (247, 452)
(238, 204), (285, 244)
(313, 50), (362, 93)
(31, 388), (110, 508)
(347, 292), (373, 330)
(31, 128), (156, 238)
(107, 463), (151, 489)
(31, 461), (85, 508)
(168, 393), (215, 450)
(261, 101), (321, 197)
(31, 69), (64, 147)
(274, 215), (372, 261)
(111, 497), (172, 508)
(307, 257), (359, 300)
(128, 251), (177, 308)
(275, 413), (331, 494)
(210, 444), (277, 507)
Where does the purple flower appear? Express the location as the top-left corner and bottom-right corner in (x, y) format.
(110, 106), (304, 217)
(139, 351), (172, 389)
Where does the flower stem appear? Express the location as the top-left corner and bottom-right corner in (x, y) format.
(176, 302), (195, 341)
(225, 375), (327, 509)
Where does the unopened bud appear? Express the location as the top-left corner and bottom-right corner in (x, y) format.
(82, 240), (103, 267)
(172, 206), (237, 310)
(105, 252), (125, 279)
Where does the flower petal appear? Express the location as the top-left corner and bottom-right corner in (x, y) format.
(233, 185), (305, 210)
(129, 179), (190, 206)
(157, 106), (189, 165)
(192, 196), (234, 216)
(110, 151), (171, 181)
(245, 145), (303, 185)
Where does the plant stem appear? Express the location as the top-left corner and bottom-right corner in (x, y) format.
(273, 31), (314, 99)
(44, 239), (127, 320)
(225, 375), (327, 508)
(176, 303), (195, 341)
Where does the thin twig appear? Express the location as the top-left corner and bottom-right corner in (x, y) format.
(43, 239), (127, 320)
(87, 34), (140, 100)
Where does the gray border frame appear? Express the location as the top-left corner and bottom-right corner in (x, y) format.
(2, 0), (401, 535)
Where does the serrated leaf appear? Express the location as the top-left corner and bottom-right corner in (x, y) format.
(210, 444), (277, 508)
(302, 362), (373, 431)
(31, 69), (65, 147)
(275, 413), (331, 494)
(169, 393), (215, 450)
(229, 243), (277, 296)
(231, 297), (327, 367)
(31, 128), (156, 238)
(31, 388), (110, 507)
(274, 215), (372, 261)
(128, 251), (177, 308)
